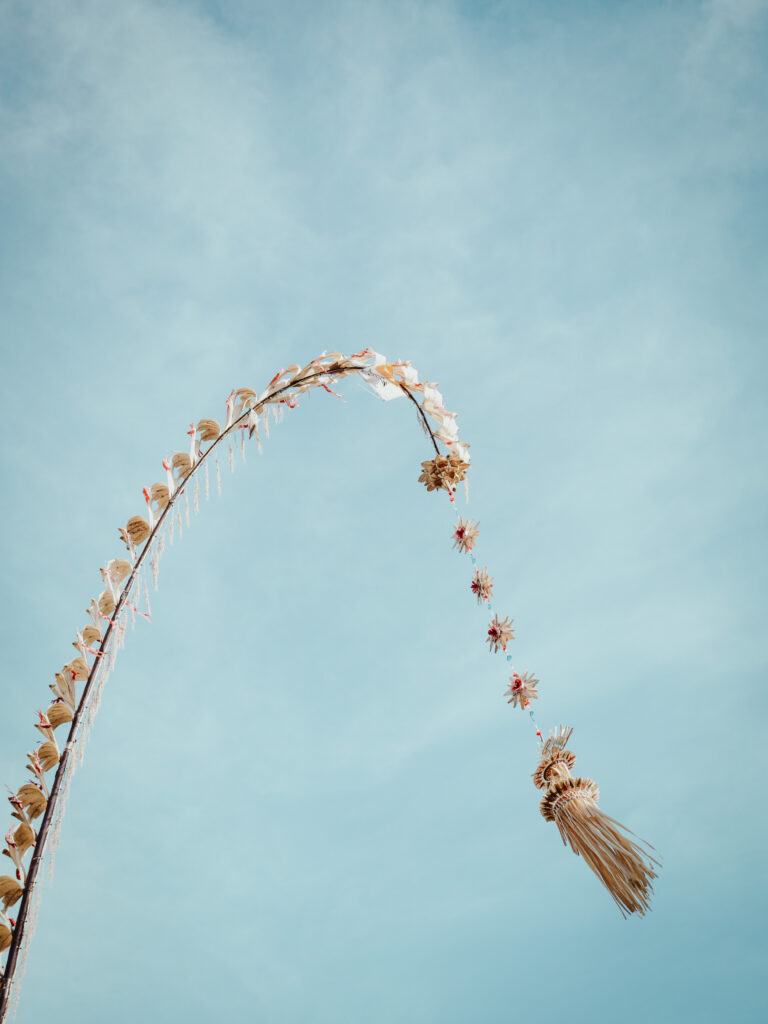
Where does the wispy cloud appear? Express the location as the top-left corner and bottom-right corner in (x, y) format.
(0, 1), (766, 1021)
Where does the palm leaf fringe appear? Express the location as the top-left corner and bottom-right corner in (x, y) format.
(535, 736), (659, 916)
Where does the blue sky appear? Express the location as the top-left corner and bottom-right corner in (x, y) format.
(0, 0), (766, 1020)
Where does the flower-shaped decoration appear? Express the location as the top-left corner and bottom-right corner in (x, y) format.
(452, 517), (479, 554)
(505, 670), (539, 709)
(418, 453), (470, 493)
(471, 567), (494, 604)
(486, 614), (514, 652)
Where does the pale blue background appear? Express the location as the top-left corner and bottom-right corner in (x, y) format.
(0, 1), (766, 1021)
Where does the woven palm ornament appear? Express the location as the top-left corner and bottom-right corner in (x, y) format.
(534, 727), (658, 916)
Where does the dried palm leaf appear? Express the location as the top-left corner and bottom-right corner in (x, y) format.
(262, 365), (300, 397)
(100, 564), (118, 601)
(8, 803), (25, 824)
(81, 625), (101, 645)
(150, 482), (170, 512)
(278, 363), (300, 382)
(196, 419), (220, 441)
(2, 848), (21, 876)
(0, 875), (23, 911)
(16, 785), (46, 820)
(97, 589), (116, 618)
(0, 924), (12, 952)
(125, 515), (151, 546)
(233, 389), (257, 417)
(171, 452), (192, 483)
(234, 386), (257, 402)
(291, 361), (321, 383)
(108, 558), (132, 583)
(51, 672), (76, 710)
(67, 657), (90, 681)
(435, 422), (460, 445)
(13, 822), (35, 856)
(541, 726), (574, 760)
(34, 712), (53, 742)
(247, 408), (260, 442)
(25, 750), (45, 785)
(324, 354), (353, 374)
(46, 703), (73, 729)
(36, 742), (59, 772)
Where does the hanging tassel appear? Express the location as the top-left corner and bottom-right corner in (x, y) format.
(534, 728), (658, 916)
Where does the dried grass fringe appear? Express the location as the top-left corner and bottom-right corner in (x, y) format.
(550, 789), (658, 917)
(536, 747), (659, 916)
(13, 876), (40, 1013)
(49, 754), (75, 883)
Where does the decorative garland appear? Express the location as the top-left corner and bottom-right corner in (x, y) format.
(0, 350), (658, 1018)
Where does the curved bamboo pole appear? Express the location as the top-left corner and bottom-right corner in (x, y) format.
(0, 358), (444, 1019)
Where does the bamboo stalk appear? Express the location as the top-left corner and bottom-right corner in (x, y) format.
(1, 362), (434, 1019)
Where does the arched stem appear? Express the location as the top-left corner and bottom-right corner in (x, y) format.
(0, 363), (441, 1018)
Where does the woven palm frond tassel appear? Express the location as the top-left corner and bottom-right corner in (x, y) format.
(534, 729), (659, 916)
